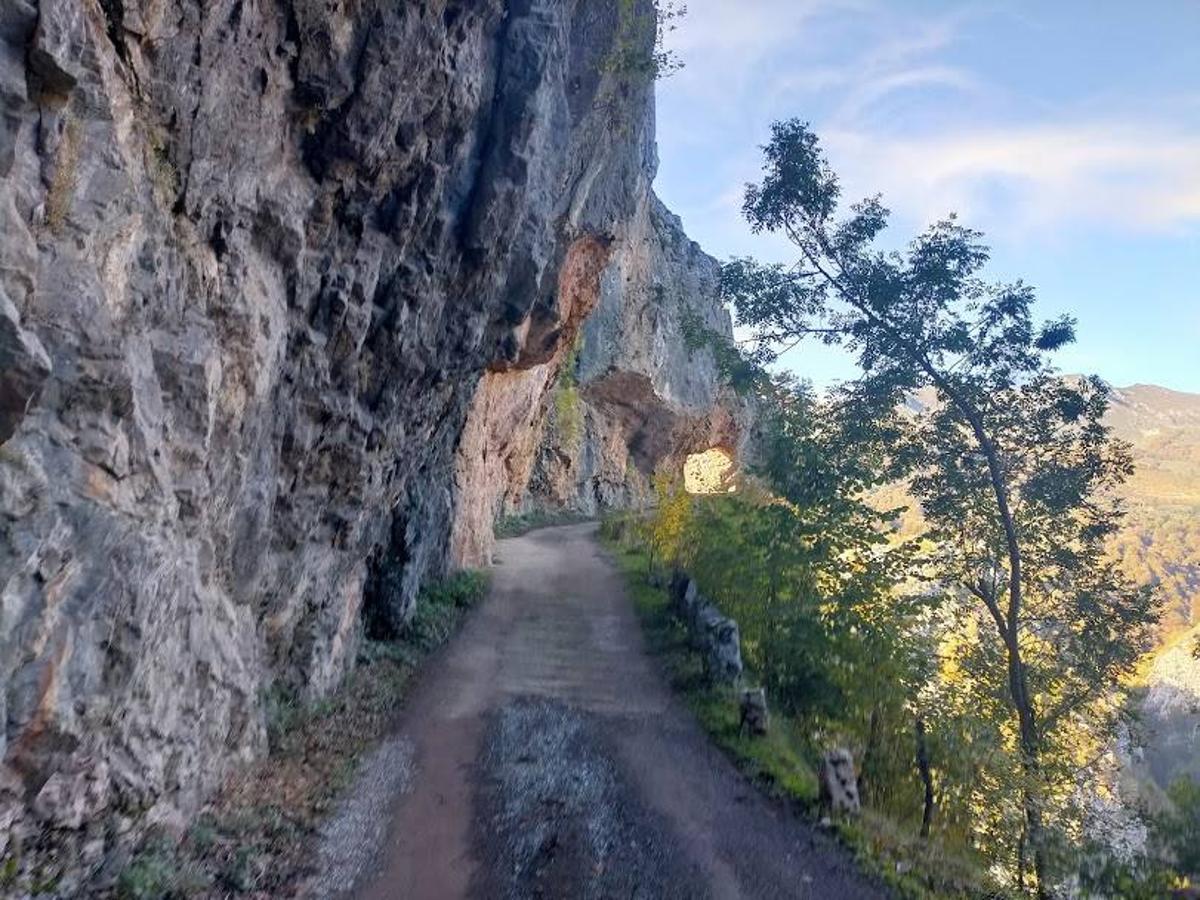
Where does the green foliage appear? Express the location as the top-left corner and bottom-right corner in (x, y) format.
(644, 471), (692, 569)
(1077, 849), (1181, 900)
(1158, 775), (1200, 875)
(835, 812), (1004, 900)
(404, 570), (490, 651)
(602, 527), (1000, 899)
(680, 307), (771, 394)
(551, 334), (585, 450)
(1, 856), (17, 889)
(116, 838), (209, 900)
(553, 382), (583, 450)
(721, 118), (1162, 893)
(262, 683), (305, 751)
(418, 569), (489, 610)
(672, 385), (923, 739)
(603, 0), (686, 81)
(605, 535), (820, 804)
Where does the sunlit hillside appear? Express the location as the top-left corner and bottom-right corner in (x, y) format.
(891, 383), (1200, 635)
(1106, 384), (1200, 634)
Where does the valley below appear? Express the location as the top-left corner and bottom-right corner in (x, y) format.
(1107, 385), (1200, 796)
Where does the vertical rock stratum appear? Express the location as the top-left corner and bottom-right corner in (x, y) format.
(0, 0), (737, 883)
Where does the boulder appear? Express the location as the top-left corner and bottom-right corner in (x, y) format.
(819, 748), (861, 815)
(690, 599), (721, 649)
(668, 568), (689, 613)
(678, 578), (702, 626)
(739, 688), (769, 737)
(697, 604), (742, 683)
(668, 572), (744, 684)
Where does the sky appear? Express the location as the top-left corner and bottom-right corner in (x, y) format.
(652, 0), (1200, 392)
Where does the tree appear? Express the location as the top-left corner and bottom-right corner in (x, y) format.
(645, 469), (692, 573)
(720, 120), (1159, 895)
(1158, 775), (1200, 876)
(603, 0), (687, 81)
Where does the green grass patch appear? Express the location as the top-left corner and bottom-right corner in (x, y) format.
(834, 813), (1006, 899)
(115, 837), (209, 900)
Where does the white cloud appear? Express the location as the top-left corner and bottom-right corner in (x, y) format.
(822, 124), (1200, 236)
(832, 65), (979, 125)
(657, 1), (1200, 238)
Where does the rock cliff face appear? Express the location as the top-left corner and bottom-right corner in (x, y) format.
(530, 193), (742, 511)
(0, 0), (735, 883)
(451, 190), (742, 566)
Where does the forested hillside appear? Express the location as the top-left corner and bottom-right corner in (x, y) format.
(1105, 385), (1200, 635)
(900, 382), (1200, 639)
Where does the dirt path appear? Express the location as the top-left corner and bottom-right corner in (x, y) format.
(342, 523), (889, 899)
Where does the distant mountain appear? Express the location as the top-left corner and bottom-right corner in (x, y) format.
(1076, 384), (1200, 793)
(1108, 383), (1200, 437)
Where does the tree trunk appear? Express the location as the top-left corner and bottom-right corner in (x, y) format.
(861, 707), (881, 805)
(838, 280), (1051, 894)
(1008, 642), (1049, 898)
(915, 716), (934, 839)
(1017, 826), (1027, 892)
(954, 394), (1050, 897)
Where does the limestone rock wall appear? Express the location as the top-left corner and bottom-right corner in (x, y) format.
(537, 193), (745, 511)
(0, 0), (660, 882)
(450, 188), (746, 567)
(528, 193), (744, 518)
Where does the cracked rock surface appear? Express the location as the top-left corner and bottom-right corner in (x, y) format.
(0, 0), (742, 886)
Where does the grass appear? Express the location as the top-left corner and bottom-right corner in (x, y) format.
(554, 381), (584, 450)
(115, 838), (207, 900)
(835, 813), (1008, 900)
(106, 571), (490, 899)
(146, 125), (180, 208)
(601, 526), (1003, 900)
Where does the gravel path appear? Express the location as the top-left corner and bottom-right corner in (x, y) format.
(344, 523), (889, 899)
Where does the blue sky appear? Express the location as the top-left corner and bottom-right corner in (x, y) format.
(653, 0), (1200, 391)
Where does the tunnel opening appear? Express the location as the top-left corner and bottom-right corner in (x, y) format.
(683, 446), (736, 495)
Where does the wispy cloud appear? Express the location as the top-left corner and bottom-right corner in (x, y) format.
(657, 0), (1200, 237)
(668, 0), (867, 57)
(823, 124), (1200, 237)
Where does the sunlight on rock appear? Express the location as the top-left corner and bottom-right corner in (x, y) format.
(684, 447), (736, 494)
